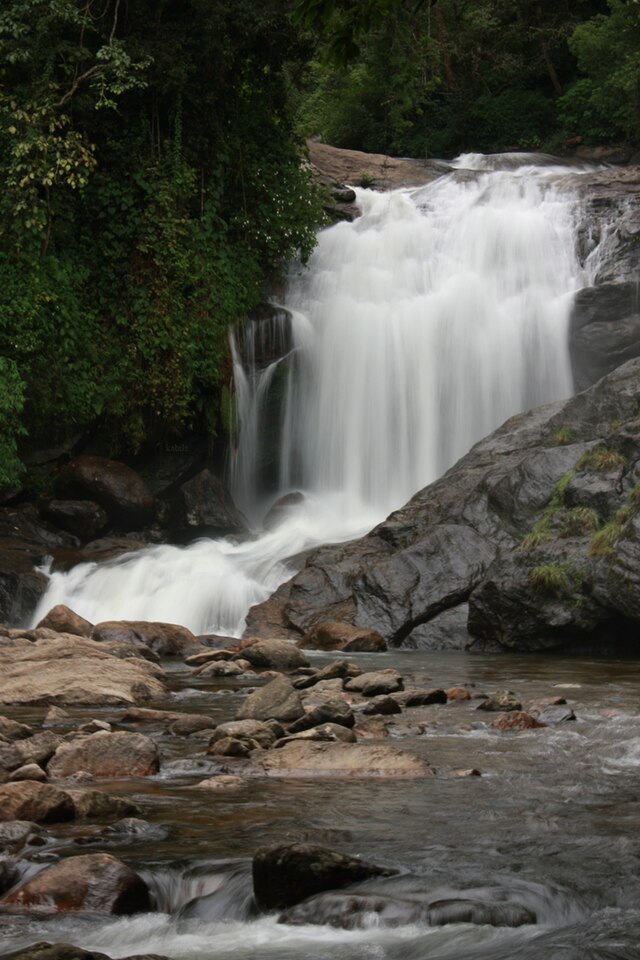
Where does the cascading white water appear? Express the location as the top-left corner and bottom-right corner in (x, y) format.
(31, 154), (589, 635)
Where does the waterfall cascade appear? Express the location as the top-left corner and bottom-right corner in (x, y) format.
(31, 154), (592, 635)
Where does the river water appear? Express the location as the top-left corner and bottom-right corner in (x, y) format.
(2, 651), (640, 959)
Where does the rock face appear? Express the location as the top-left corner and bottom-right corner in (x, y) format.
(0, 636), (167, 706)
(169, 468), (247, 538)
(2, 852), (151, 914)
(55, 455), (155, 528)
(252, 842), (397, 911)
(47, 731), (160, 779)
(246, 358), (640, 654)
(568, 166), (640, 389)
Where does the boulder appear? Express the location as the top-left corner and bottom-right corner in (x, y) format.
(492, 712), (546, 731)
(36, 605), (93, 637)
(63, 789), (142, 819)
(169, 468), (247, 537)
(0, 716), (33, 741)
(252, 842), (398, 910)
(362, 696), (402, 716)
(168, 714), (217, 736)
(92, 620), (197, 656)
(299, 622), (386, 652)
(47, 731), (159, 779)
(237, 676), (304, 723)
(476, 691), (522, 712)
(2, 945), (169, 960)
(2, 852), (151, 914)
(255, 741), (434, 779)
(276, 723), (357, 746)
(0, 732), (63, 774)
(401, 688), (447, 708)
(236, 639), (309, 672)
(287, 697), (355, 732)
(0, 820), (42, 849)
(344, 669), (403, 697)
(569, 282), (640, 392)
(55, 456), (155, 528)
(263, 492), (305, 530)
(41, 499), (108, 540)
(10, 763), (48, 783)
(0, 782), (75, 823)
(0, 636), (167, 706)
(208, 719), (280, 749)
(293, 660), (361, 689)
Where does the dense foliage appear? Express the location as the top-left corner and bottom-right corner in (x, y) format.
(294, 0), (640, 156)
(0, 0), (323, 488)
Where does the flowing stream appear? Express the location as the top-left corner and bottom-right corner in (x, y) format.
(31, 153), (588, 635)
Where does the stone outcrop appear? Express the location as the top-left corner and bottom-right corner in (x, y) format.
(0, 635), (167, 706)
(247, 358), (640, 654)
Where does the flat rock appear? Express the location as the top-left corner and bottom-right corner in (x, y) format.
(2, 852), (151, 914)
(255, 741), (434, 779)
(48, 731), (159, 779)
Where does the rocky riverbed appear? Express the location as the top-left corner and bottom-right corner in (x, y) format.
(2, 610), (640, 960)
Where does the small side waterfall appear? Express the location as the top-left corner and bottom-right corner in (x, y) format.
(31, 154), (590, 635)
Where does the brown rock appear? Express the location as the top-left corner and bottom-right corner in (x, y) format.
(195, 775), (245, 790)
(0, 715), (33, 741)
(446, 687), (471, 701)
(288, 696), (355, 733)
(344, 669), (403, 697)
(401, 688), (447, 707)
(299, 621), (386, 652)
(362, 695), (402, 716)
(0, 732), (63, 773)
(47, 731), (159, 779)
(208, 737), (253, 758)
(36, 605), (93, 638)
(492, 712), (546, 732)
(236, 638), (309, 672)
(0, 782), (75, 823)
(92, 620), (196, 656)
(63, 788), (141, 819)
(477, 691), (522, 713)
(276, 723), (357, 747)
(41, 498), (109, 540)
(9, 763), (48, 783)
(168, 714), (217, 736)
(194, 660), (245, 678)
(55, 455), (155, 528)
(2, 852), (150, 914)
(293, 660), (361, 690)
(208, 719), (280, 749)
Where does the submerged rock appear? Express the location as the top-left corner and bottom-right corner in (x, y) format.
(252, 842), (398, 910)
(255, 741), (434, 779)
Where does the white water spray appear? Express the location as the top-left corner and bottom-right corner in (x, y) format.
(32, 155), (588, 635)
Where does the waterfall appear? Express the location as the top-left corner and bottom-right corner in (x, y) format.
(31, 154), (588, 636)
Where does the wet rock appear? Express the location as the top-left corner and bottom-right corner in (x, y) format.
(276, 723), (357, 747)
(209, 719), (280, 749)
(569, 282), (640, 391)
(168, 714), (217, 736)
(299, 621), (386, 652)
(43, 708), (70, 731)
(92, 620), (197, 656)
(186, 649), (235, 666)
(10, 763), (48, 783)
(446, 687), (471, 701)
(195, 775), (246, 790)
(78, 719), (112, 734)
(237, 676), (304, 723)
(169, 468), (247, 537)
(103, 818), (168, 842)
(236, 638), (309, 672)
(450, 768), (482, 777)
(344, 669), (403, 697)
(47, 731), (159, 779)
(354, 718), (390, 739)
(2, 852), (151, 914)
(528, 703), (576, 724)
(0, 636), (167, 706)
(252, 842), (398, 910)
(0, 820), (42, 850)
(0, 857), (20, 895)
(288, 695), (355, 732)
(362, 695), (402, 716)
(256, 741), (434, 779)
(0, 716), (33, 741)
(0, 782), (75, 823)
(2, 945), (169, 960)
(63, 789), (141, 820)
(263, 492), (305, 530)
(427, 897), (535, 927)
(36, 605), (93, 637)
(477, 691), (522, 712)
(0, 732), (63, 774)
(194, 660), (245, 678)
(403, 604), (471, 650)
(208, 737), (253, 758)
(50, 535), (147, 573)
(401, 688), (447, 707)
(41, 499), (108, 540)
(492, 711), (546, 731)
(278, 892), (424, 928)
(55, 455), (155, 528)
(293, 660), (361, 689)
